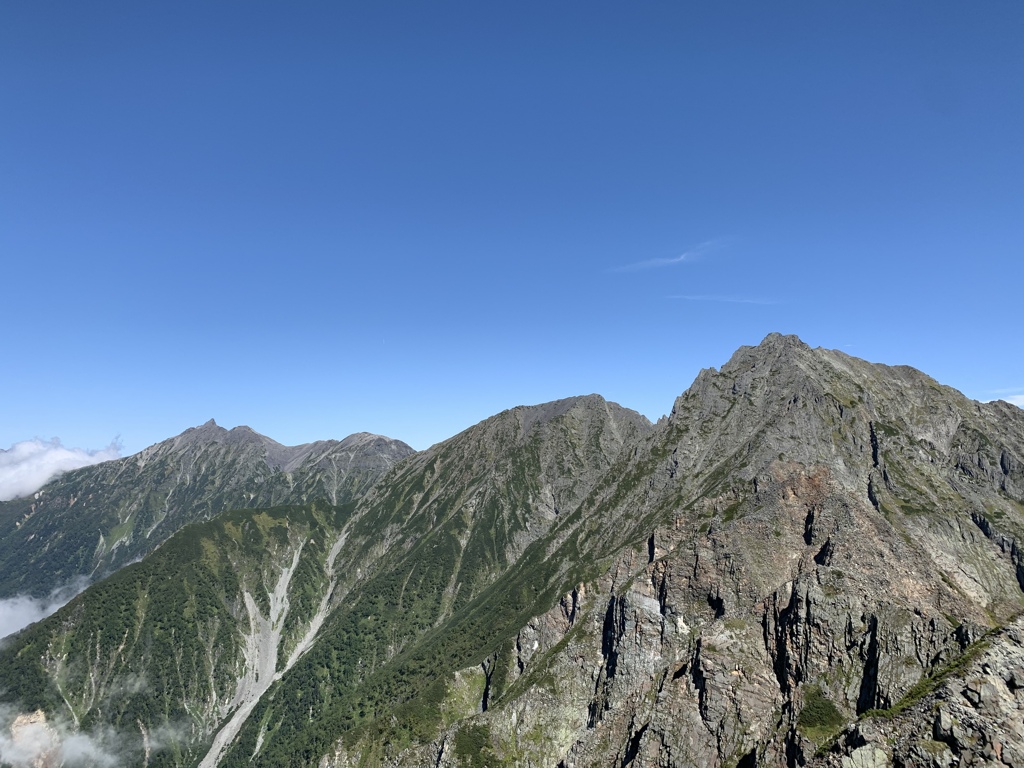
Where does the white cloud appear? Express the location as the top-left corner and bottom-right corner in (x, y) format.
(0, 438), (120, 502)
(0, 711), (60, 768)
(0, 578), (89, 640)
(617, 252), (692, 271)
(670, 294), (777, 305)
(57, 731), (119, 767)
(612, 239), (723, 272)
(0, 705), (120, 768)
(983, 394), (1023, 409)
(0, 702), (187, 767)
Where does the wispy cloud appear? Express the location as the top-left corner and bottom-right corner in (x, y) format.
(612, 239), (723, 272)
(0, 578), (90, 640)
(984, 389), (1024, 408)
(0, 438), (120, 502)
(0, 700), (189, 767)
(0, 703), (123, 767)
(670, 294), (778, 305)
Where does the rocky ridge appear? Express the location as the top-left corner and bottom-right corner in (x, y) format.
(318, 334), (1024, 767)
(0, 421), (413, 600)
(1, 335), (1023, 768)
(0, 395), (650, 768)
(219, 394), (653, 767)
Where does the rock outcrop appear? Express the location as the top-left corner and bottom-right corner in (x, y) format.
(2, 335), (1023, 768)
(327, 334), (1024, 768)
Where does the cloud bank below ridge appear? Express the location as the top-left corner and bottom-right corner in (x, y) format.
(0, 438), (120, 502)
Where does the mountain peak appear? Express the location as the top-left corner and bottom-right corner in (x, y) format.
(726, 332), (814, 368)
(5, 339), (1024, 768)
(514, 394), (605, 434)
(759, 331), (808, 347)
(170, 420), (268, 452)
(170, 419), (227, 447)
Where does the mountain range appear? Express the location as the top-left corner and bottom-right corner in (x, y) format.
(1, 333), (1023, 768)
(0, 423), (413, 599)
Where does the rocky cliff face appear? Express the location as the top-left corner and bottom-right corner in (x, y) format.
(2, 335), (1022, 768)
(0, 421), (413, 600)
(320, 334), (1024, 768)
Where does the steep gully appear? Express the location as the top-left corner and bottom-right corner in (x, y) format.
(198, 533), (347, 768)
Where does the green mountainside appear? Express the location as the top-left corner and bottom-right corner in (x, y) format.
(2, 502), (348, 766)
(0, 422), (413, 599)
(3, 335), (1024, 768)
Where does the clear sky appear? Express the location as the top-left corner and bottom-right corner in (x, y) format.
(3, 2), (1023, 457)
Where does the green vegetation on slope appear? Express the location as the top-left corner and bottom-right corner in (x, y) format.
(0, 502), (351, 768)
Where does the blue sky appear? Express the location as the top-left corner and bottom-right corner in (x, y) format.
(3, 2), (1023, 457)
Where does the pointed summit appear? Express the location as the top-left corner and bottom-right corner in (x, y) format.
(756, 330), (809, 349)
(174, 418), (229, 446)
(721, 332), (815, 372)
